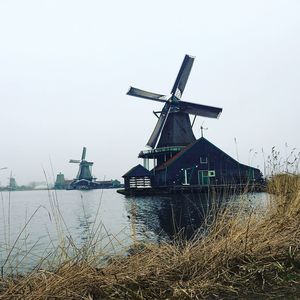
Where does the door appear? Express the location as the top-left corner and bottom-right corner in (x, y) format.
(182, 168), (192, 185)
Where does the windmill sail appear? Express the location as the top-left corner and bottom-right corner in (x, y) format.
(147, 103), (171, 148)
(127, 87), (167, 102)
(69, 159), (81, 163)
(81, 147), (87, 160)
(177, 100), (222, 118)
(171, 55), (195, 99)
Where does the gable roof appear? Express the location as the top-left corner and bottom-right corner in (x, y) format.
(123, 164), (153, 177)
(156, 137), (260, 171)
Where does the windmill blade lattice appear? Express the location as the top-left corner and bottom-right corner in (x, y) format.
(69, 159), (81, 163)
(171, 55), (195, 99)
(147, 103), (171, 148)
(127, 87), (168, 103)
(177, 100), (222, 118)
(81, 147), (87, 160)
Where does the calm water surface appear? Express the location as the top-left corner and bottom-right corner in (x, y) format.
(0, 189), (268, 273)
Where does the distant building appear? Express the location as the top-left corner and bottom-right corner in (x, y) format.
(54, 170), (122, 190)
(8, 177), (17, 191)
(54, 173), (67, 189)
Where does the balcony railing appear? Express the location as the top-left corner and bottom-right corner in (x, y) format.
(139, 146), (185, 157)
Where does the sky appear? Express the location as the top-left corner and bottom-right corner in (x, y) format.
(0, 0), (299, 185)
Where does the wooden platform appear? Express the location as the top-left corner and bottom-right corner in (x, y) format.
(117, 183), (265, 196)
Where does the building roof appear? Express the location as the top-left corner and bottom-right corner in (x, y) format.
(156, 137), (260, 171)
(123, 164), (153, 177)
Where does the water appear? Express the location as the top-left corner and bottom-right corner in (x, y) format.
(0, 189), (268, 273)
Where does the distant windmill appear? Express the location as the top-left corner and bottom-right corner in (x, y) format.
(127, 54), (222, 149)
(69, 147), (94, 181)
(8, 172), (17, 190)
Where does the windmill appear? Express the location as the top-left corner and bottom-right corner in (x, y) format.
(127, 54), (223, 149)
(7, 172), (17, 190)
(120, 55), (264, 195)
(69, 147), (94, 181)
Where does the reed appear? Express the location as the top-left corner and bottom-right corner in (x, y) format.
(0, 174), (298, 299)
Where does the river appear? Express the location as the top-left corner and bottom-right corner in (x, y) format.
(0, 189), (268, 274)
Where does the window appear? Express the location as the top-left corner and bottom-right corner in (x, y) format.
(198, 170), (210, 185)
(200, 157), (208, 164)
(208, 170), (216, 177)
(203, 170), (208, 177)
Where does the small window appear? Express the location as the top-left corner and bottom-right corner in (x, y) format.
(208, 170), (215, 177)
(200, 157), (208, 164)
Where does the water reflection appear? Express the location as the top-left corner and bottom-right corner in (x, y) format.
(76, 194), (95, 243)
(0, 189), (268, 273)
(124, 192), (266, 242)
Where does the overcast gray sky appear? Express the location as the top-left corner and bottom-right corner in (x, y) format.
(0, 0), (299, 185)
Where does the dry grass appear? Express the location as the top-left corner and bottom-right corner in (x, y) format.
(1, 174), (300, 299)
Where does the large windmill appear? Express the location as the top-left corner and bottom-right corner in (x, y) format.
(69, 147), (94, 181)
(120, 55), (263, 195)
(127, 54), (223, 168)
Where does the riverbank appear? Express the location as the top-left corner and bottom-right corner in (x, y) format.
(0, 174), (299, 299)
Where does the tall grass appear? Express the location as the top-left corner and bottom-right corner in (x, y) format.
(0, 174), (298, 299)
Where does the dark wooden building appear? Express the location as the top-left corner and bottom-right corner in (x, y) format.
(153, 137), (262, 187)
(121, 137), (262, 194)
(123, 164), (153, 190)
